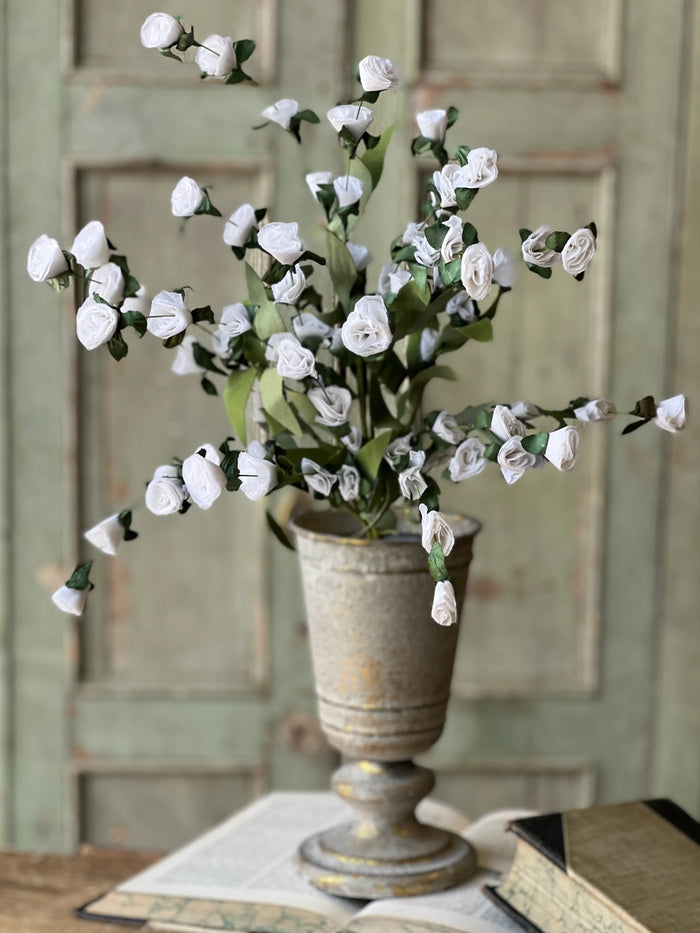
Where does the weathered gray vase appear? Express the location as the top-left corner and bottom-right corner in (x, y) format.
(291, 510), (480, 900)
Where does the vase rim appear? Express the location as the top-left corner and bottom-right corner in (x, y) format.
(290, 509), (481, 546)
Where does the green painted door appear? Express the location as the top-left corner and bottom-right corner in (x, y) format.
(1, 0), (697, 853)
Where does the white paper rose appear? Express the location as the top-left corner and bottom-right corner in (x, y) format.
(271, 266), (306, 304)
(338, 465), (361, 502)
(491, 404), (526, 441)
(398, 449), (427, 500)
(121, 286), (149, 315)
(433, 163), (463, 208)
(654, 394), (687, 432)
(333, 175), (364, 207)
(171, 335), (205, 375)
(574, 398), (616, 422)
(544, 425), (580, 471)
(52, 584), (88, 617)
(420, 328), (440, 362)
(261, 98), (299, 130)
(89, 262), (125, 305)
(341, 295), (392, 357)
(71, 220), (110, 269)
(346, 242), (371, 271)
(182, 443), (227, 510)
(416, 109), (447, 142)
(27, 234), (68, 282)
(377, 263), (411, 296)
(497, 436), (537, 485)
(212, 302), (252, 358)
(327, 104), (373, 140)
(84, 514), (125, 556)
(306, 171), (334, 199)
(461, 242), (494, 301)
(171, 176), (205, 217)
(257, 222), (305, 266)
(385, 433), (414, 465)
(238, 444), (277, 500)
(342, 426), (363, 454)
(307, 386), (352, 427)
(223, 203), (257, 248)
(145, 465), (187, 515)
(358, 55), (399, 92)
(195, 34), (236, 76)
(76, 297), (120, 350)
(267, 333), (317, 380)
(511, 400), (539, 420)
(446, 290), (477, 322)
(433, 411), (465, 445)
(440, 216), (464, 264)
(301, 458), (337, 496)
(140, 12), (183, 48)
(561, 228), (597, 276)
(292, 312), (333, 344)
(460, 147), (498, 189)
(492, 248), (519, 288)
(449, 437), (487, 481)
(431, 580), (458, 626)
(413, 235), (440, 268)
(147, 290), (192, 339)
(521, 225), (561, 268)
(419, 504), (455, 556)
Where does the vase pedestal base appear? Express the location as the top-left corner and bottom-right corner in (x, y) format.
(297, 759), (477, 899)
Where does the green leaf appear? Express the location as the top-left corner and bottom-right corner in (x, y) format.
(117, 509), (138, 542)
(631, 395), (656, 420)
(428, 542), (449, 582)
(107, 331), (128, 361)
(266, 511), (296, 550)
(325, 231), (357, 310)
(246, 263), (285, 339)
(544, 231), (569, 252)
(454, 145), (471, 166)
(456, 187), (478, 211)
(121, 310), (147, 336)
(390, 280), (432, 340)
(622, 419), (649, 435)
(424, 224), (448, 249)
(462, 222), (478, 247)
(360, 125), (394, 189)
(233, 38), (256, 63)
(193, 342), (225, 374)
(66, 560), (94, 591)
(525, 263), (552, 280)
(286, 389), (320, 430)
(357, 431), (392, 479)
(201, 376), (217, 395)
(522, 432), (549, 456)
(259, 368), (302, 436)
(379, 351), (407, 394)
(446, 106), (459, 129)
(191, 305), (215, 325)
(223, 368), (257, 444)
(462, 318), (493, 341)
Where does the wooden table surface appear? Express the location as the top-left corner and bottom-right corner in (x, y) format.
(0, 848), (158, 932)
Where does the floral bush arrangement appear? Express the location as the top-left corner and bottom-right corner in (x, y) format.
(28, 13), (687, 626)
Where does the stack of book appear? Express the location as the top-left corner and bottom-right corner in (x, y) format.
(77, 792), (700, 933)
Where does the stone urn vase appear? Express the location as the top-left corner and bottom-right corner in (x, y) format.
(290, 510), (480, 900)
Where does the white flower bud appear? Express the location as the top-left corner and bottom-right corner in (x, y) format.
(358, 55), (399, 92)
(440, 216), (464, 264)
(460, 147), (498, 189)
(301, 458), (337, 496)
(238, 445), (277, 500)
(544, 425), (580, 471)
(224, 203), (257, 248)
(266, 333), (316, 380)
(491, 404), (526, 441)
(377, 263), (411, 296)
(52, 584), (88, 617)
(84, 514), (125, 556)
(338, 464), (361, 502)
(492, 248), (519, 288)
(461, 242), (493, 301)
(511, 400), (539, 420)
(145, 465), (187, 515)
(306, 171), (334, 200)
(89, 262), (125, 305)
(121, 285), (149, 315)
(497, 436), (537, 485)
(211, 302), (252, 357)
(257, 222), (306, 266)
(449, 437), (487, 481)
(195, 34), (236, 76)
(147, 290), (192, 339)
(416, 109), (447, 142)
(333, 175), (364, 208)
(27, 234), (68, 282)
(76, 297), (120, 350)
(398, 449), (427, 500)
(326, 104), (373, 140)
(431, 580), (458, 626)
(171, 176), (205, 217)
(342, 426), (363, 454)
(261, 98), (298, 130)
(654, 394), (687, 433)
(433, 411), (465, 445)
(271, 266), (306, 305)
(420, 327), (440, 362)
(446, 290), (477, 322)
(346, 242), (371, 271)
(71, 220), (110, 269)
(341, 295), (392, 357)
(419, 504), (455, 556)
(521, 225), (561, 268)
(140, 13), (183, 49)
(291, 312), (333, 344)
(182, 443), (227, 510)
(171, 335), (205, 375)
(574, 398), (616, 422)
(307, 386), (352, 427)
(561, 228), (596, 276)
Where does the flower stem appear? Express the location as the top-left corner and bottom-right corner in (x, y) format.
(355, 361), (369, 439)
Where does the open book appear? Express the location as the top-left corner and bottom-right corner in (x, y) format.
(78, 792), (533, 933)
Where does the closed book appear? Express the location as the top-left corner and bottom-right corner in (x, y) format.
(484, 798), (700, 933)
